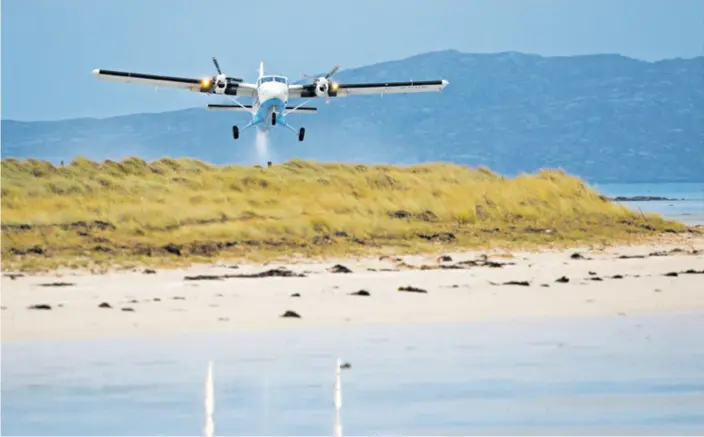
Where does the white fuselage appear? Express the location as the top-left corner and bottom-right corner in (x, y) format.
(252, 71), (290, 127)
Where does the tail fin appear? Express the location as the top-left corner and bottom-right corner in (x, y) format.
(258, 61), (264, 79)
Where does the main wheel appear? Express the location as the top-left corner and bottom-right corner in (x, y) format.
(298, 127), (305, 142)
(232, 126), (239, 140)
(272, 112), (277, 126)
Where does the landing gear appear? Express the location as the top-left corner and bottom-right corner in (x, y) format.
(272, 112), (277, 126)
(232, 126), (239, 140)
(298, 127), (305, 142)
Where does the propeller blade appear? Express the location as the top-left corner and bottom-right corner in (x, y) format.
(212, 57), (222, 75)
(326, 64), (340, 79)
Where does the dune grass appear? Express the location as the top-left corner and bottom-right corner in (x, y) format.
(0, 156), (689, 272)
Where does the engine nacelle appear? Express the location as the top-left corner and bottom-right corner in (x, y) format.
(214, 74), (227, 94)
(314, 77), (329, 97)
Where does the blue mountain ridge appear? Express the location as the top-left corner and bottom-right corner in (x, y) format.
(2, 50), (703, 183)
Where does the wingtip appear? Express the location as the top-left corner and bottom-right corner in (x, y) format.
(92, 68), (101, 76)
(441, 79), (449, 87)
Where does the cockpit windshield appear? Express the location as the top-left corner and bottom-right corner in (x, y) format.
(258, 76), (287, 85)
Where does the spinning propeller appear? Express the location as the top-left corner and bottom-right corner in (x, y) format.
(303, 64), (340, 103)
(201, 57), (243, 94)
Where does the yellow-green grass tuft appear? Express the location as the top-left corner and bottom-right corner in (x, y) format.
(1, 157), (690, 272)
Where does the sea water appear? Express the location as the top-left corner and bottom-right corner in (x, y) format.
(593, 182), (704, 226)
(3, 313), (704, 435)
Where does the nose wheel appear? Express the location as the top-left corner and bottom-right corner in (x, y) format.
(272, 112), (277, 126)
(232, 126), (239, 140)
(298, 127), (305, 142)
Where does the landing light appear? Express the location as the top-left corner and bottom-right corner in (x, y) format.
(331, 82), (339, 91)
(201, 78), (211, 87)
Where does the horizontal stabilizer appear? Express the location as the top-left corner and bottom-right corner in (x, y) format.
(206, 104), (253, 112)
(285, 106), (317, 113)
(207, 104), (318, 114)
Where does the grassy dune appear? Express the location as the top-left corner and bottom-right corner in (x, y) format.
(0, 157), (689, 272)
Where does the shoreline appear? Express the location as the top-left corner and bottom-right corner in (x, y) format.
(2, 235), (703, 342)
(5, 310), (704, 346)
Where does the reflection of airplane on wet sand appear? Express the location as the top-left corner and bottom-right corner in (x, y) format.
(202, 358), (347, 437)
(92, 57), (449, 142)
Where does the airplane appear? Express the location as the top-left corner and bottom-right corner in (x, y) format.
(92, 57), (449, 142)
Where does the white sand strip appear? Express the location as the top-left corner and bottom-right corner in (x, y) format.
(2, 237), (703, 341)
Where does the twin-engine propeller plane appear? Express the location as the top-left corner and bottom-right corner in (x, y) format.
(92, 57), (449, 142)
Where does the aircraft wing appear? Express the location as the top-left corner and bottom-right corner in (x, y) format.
(288, 79), (449, 99)
(92, 69), (258, 97)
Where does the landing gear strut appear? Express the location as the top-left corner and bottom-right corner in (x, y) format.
(232, 126), (239, 140)
(272, 112), (277, 126)
(298, 127), (305, 142)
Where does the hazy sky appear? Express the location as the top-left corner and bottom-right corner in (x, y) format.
(2, 0), (702, 121)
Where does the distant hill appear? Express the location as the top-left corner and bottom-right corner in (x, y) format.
(2, 50), (703, 183)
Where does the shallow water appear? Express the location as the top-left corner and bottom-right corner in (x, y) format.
(3, 313), (704, 435)
(593, 182), (704, 226)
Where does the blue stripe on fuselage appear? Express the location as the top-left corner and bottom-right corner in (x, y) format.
(253, 97), (286, 126)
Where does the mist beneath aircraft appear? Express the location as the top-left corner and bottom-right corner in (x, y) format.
(255, 129), (270, 164)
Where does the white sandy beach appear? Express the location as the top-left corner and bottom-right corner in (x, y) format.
(2, 235), (703, 342)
